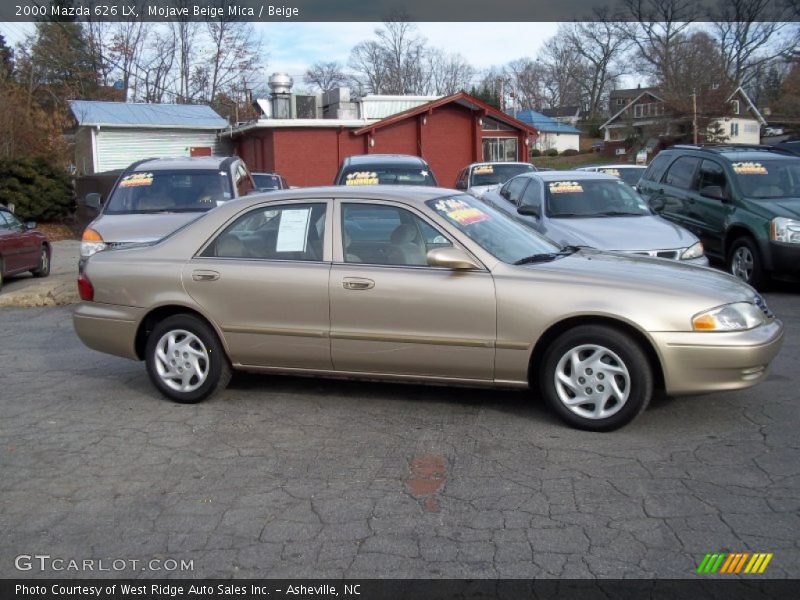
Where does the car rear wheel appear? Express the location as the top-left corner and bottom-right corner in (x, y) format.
(31, 245), (50, 277)
(145, 314), (231, 403)
(728, 237), (767, 289)
(0, 257), (4, 292)
(540, 325), (653, 431)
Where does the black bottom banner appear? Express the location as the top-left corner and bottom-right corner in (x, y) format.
(2, 579), (799, 600)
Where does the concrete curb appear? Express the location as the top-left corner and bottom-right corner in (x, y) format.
(0, 240), (80, 309)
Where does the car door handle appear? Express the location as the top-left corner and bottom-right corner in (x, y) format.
(192, 270), (220, 282)
(342, 277), (374, 290)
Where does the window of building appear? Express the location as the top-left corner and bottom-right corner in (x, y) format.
(482, 117), (514, 131)
(732, 100), (740, 115)
(482, 137), (518, 162)
(730, 122), (740, 137)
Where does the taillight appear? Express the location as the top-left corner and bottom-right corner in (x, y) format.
(77, 274), (94, 301)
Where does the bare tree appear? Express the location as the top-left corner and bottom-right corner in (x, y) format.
(621, 0), (696, 86)
(711, 0), (795, 88)
(536, 35), (584, 108)
(199, 20), (262, 103)
(563, 15), (630, 117)
(425, 49), (474, 95)
(348, 40), (388, 94)
(504, 58), (547, 109)
(108, 20), (150, 101)
(139, 27), (177, 103)
(172, 19), (200, 102)
(304, 61), (348, 92)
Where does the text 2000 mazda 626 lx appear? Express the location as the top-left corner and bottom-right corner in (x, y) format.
(73, 187), (784, 431)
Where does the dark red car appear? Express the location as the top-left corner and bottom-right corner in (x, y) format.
(0, 206), (51, 291)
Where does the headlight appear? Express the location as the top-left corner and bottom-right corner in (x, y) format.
(80, 228), (106, 258)
(692, 302), (765, 331)
(770, 217), (800, 244)
(681, 241), (704, 260)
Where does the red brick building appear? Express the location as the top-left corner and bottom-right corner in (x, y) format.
(225, 92), (538, 188)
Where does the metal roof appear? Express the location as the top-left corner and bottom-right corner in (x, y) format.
(70, 101), (227, 130)
(513, 110), (581, 134)
(359, 94), (442, 120)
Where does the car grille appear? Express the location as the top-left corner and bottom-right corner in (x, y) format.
(622, 249), (681, 260)
(753, 294), (774, 319)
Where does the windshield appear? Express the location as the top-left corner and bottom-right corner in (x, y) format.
(732, 159), (800, 199)
(340, 166), (437, 186)
(252, 174), (284, 191)
(104, 170), (233, 215)
(470, 163), (535, 187)
(545, 179), (651, 218)
(427, 195), (559, 264)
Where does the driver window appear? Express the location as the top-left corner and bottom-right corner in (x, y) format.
(697, 160), (727, 195)
(342, 203), (451, 266)
(519, 181), (542, 207)
(503, 177), (528, 205)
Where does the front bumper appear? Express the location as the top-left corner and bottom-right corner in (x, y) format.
(73, 302), (146, 360)
(768, 241), (800, 278)
(650, 319), (784, 395)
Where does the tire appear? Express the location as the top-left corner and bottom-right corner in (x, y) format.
(31, 245), (50, 277)
(728, 237), (767, 290)
(145, 314), (231, 404)
(539, 325), (653, 432)
(0, 257), (4, 292)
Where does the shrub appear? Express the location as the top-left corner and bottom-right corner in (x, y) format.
(530, 148), (542, 157)
(561, 149), (579, 156)
(0, 157), (74, 221)
(546, 148), (559, 157)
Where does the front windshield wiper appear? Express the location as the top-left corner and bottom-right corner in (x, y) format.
(514, 246), (582, 265)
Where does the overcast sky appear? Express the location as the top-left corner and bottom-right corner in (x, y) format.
(0, 21), (567, 89)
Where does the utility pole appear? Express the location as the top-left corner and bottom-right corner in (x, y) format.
(692, 90), (698, 145)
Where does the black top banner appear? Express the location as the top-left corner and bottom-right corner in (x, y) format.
(3, 579), (800, 600)
(1, 0), (798, 22)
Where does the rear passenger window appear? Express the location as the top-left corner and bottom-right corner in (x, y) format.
(663, 156), (700, 189)
(697, 160), (728, 192)
(342, 203), (451, 266)
(204, 203), (327, 261)
(642, 153), (671, 183)
(503, 177), (528, 205)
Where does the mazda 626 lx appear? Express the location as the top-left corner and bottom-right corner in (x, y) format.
(73, 187), (784, 431)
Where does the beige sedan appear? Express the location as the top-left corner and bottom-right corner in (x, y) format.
(74, 187), (784, 431)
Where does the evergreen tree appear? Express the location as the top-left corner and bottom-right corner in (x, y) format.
(0, 34), (13, 79)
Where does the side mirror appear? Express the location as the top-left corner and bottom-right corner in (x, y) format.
(427, 247), (481, 270)
(85, 193), (102, 210)
(649, 198), (665, 211)
(700, 185), (726, 201)
(517, 204), (540, 218)
(25, 221), (37, 230)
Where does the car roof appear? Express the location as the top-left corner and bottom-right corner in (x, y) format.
(467, 161), (533, 168)
(578, 164), (646, 170)
(127, 156), (238, 172)
(664, 145), (798, 162)
(517, 170), (620, 182)
(252, 172), (282, 176)
(343, 154), (429, 167)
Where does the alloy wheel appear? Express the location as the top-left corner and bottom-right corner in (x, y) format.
(731, 246), (754, 282)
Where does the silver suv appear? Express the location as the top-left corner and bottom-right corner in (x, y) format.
(80, 156), (255, 268)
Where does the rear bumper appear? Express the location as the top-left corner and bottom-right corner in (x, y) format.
(73, 303), (145, 361)
(650, 320), (784, 395)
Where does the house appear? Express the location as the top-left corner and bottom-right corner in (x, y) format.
(227, 89), (538, 188)
(69, 101), (229, 175)
(599, 86), (766, 156)
(512, 109), (581, 153)
(540, 106), (582, 127)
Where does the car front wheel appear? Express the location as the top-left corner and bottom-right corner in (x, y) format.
(540, 325), (653, 431)
(728, 237), (767, 289)
(145, 314), (231, 403)
(31, 245), (50, 277)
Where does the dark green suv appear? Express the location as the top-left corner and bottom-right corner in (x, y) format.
(638, 145), (800, 289)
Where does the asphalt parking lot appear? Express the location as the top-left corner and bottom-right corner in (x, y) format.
(1, 288), (799, 579)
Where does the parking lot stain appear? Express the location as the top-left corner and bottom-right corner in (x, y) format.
(407, 454), (445, 512)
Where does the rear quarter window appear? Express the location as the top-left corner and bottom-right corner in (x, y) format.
(642, 154), (672, 183)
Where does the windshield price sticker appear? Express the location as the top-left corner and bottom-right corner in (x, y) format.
(600, 168), (621, 177)
(119, 173), (154, 187)
(345, 171), (379, 186)
(549, 181), (584, 193)
(473, 165), (494, 174)
(732, 162), (768, 175)
(434, 198), (490, 226)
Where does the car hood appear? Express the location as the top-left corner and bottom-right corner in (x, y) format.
(530, 249), (751, 306)
(469, 184), (501, 197)
(765, 197), (800, 219)
(545, 215), (697, 250)
(89, 213), (204, 244)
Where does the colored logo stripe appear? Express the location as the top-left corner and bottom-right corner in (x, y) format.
(698, 552), (773, 574)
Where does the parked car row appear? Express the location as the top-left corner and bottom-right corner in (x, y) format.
(72, 145), (794, 430)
